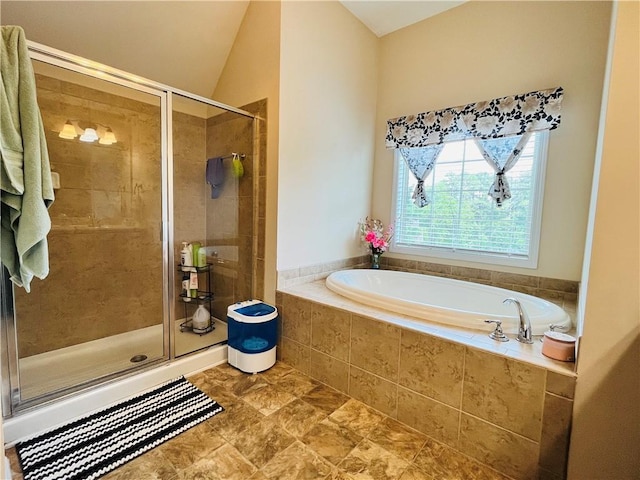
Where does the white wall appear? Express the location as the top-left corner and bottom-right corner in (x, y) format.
(568, 2), (640, 477)
(373, 1), (611, 281)
(277, 1), (378, 272)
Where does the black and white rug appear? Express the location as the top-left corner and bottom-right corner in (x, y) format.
(16, 376), (224, 480)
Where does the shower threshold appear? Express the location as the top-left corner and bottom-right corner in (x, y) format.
(18, 318), (227, 402)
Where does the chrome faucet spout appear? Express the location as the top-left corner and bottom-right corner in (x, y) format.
(503, 297), (533, 344)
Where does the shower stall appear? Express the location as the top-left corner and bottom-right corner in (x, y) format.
(0, 42), (265, 425)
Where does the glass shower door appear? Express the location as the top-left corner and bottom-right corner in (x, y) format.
(9, 59), (168, 405)
(171, 93), (255, 357)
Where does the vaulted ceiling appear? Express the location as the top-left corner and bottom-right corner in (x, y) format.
(1, 1), (464, 98)
(1, 1), (250, 97)
(339, 1), (465, 37)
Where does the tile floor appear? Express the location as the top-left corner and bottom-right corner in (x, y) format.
(7, 362), (512, 480)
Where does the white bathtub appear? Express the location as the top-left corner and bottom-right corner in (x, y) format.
(326, 269), (570, 336)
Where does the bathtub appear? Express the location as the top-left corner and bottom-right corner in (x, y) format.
(326, 269), (570, 336)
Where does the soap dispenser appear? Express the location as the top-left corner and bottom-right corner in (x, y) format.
(180, 242), (192, 270)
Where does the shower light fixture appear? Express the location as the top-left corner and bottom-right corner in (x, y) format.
(79, 127), (99, 143)
(98, 128), (117, 145)
(58, 121), (78, 139)
(59, 120), (118, 145)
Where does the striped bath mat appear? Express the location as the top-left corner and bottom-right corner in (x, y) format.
(16, 376), (224, 480)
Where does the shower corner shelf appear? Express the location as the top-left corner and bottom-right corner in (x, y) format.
(178, 263), (215, 335)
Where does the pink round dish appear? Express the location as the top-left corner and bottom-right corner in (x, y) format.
(542, 331), (576, 362)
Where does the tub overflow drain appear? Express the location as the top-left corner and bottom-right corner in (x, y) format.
(130, 354), (148, 363)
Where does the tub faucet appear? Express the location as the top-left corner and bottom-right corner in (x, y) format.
(503, 297), (533, 344)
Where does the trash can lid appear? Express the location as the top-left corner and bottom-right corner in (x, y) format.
(235, 302), (275, 317)
(227, 299), (277, 322)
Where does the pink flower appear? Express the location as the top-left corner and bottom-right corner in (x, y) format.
(359, 217), (394, 254)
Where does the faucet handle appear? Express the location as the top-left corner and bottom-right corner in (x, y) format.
(484, 319), (509, 342)
(548, 323), (569, 332)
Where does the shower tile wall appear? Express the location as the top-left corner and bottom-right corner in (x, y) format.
(173, 99), (266, 323)
(247, 99), (267, 300)
(14, 74), (163, 357)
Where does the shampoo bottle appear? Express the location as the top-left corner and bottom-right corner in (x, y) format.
(192, 242), (201, 267)
(197, 247), (207, 268)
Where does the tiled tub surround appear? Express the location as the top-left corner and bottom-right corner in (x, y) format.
(278, 255), (369, 289)
(278, 256), (578, 319)
(276, 282), (576, 480)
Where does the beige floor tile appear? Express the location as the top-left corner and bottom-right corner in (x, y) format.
(302, 418), (363, 465)
(399, 466), (435, 480)
(202, 362), (244, 384)
(241, 383), (297, 415)
(176, 443), (257, 480)
(261, 440), (334, 479)
(325, 470), (357, 480)
(255, 360), (295, 382)
(8, 361), (518, 480)
(301, 383), (350, 414)
(154, 423), (226, 470)
(270, 398), (329, 438)
(338, 439), (408, 480)
(367, 417), (427, 462)
(101, 448), (178, 480)
(222, 372), (271, 397)
(328, 398), (386, 437)
(412, 437), (512, 480)
(207, 399), (264, 441)
(228, 416), (296, 468)
(271, 368), (321, 396)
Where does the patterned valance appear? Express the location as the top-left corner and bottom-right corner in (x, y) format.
(386, 87), (563, 149)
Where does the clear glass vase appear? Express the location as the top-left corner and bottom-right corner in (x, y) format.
(371, 250), (382, 269)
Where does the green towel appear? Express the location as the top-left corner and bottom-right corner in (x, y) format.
(1, 26), (54, 292)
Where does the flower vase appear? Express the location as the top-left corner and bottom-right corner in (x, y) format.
(371, 249), (382, 269)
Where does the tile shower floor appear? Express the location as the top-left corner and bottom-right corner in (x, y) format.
(7, 362), (512, 480)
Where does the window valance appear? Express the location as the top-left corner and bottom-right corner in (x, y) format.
(385, 87), (563, 149)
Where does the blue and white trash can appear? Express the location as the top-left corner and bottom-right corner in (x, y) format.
(227, 299), (278, 373)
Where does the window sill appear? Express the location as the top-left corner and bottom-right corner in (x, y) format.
(390, 244), (539, 269)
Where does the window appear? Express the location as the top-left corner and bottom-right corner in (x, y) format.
(391, 131), (548, 268)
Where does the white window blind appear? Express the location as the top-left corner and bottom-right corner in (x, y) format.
(391, 131), (548, 268)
